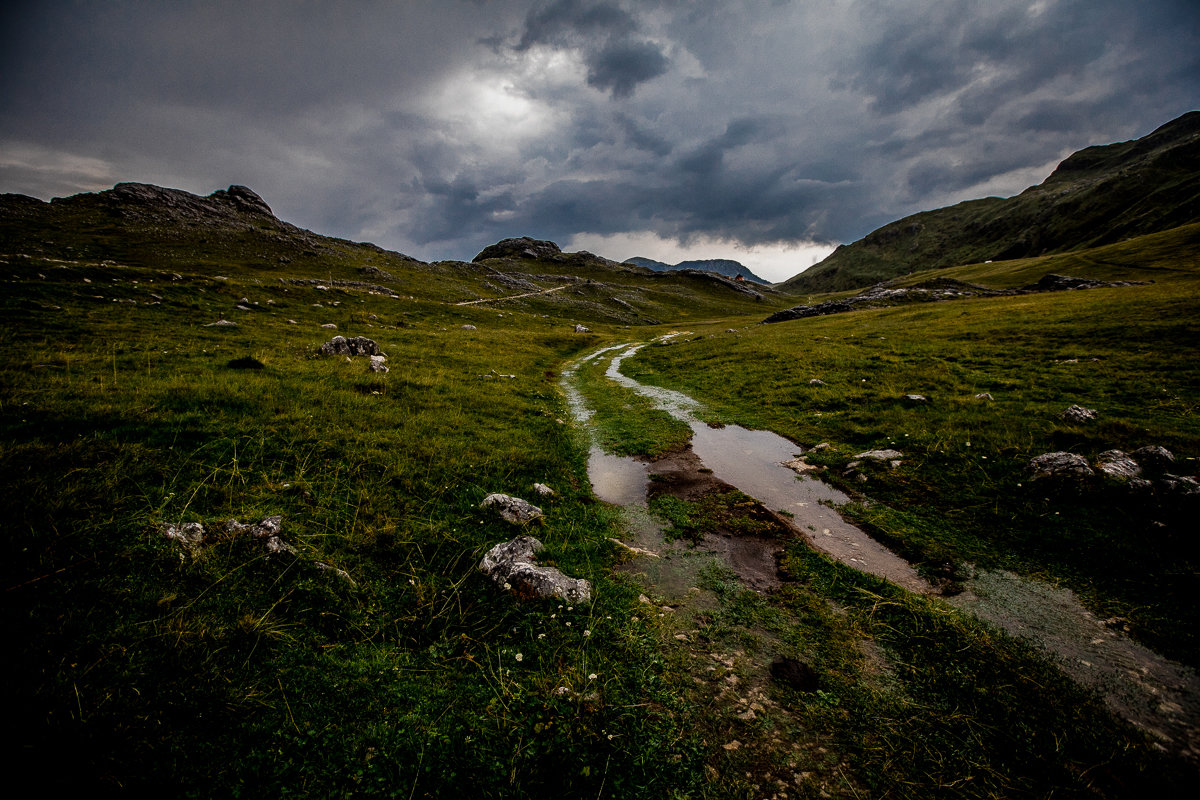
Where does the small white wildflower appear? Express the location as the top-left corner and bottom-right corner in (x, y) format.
(583, 629), (591, 637)
(514, 653), (523, 662)
(550, 613), (556, 619)
(538, 633), (546, 639)
(565, 621), (572, 627)
(588, 673), (598, 680)
(503, 582), (511, 590)
(631, 616), (639, 622)
(567, 606), (573, 611)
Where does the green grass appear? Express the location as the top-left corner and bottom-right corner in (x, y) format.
(626, 226), (1200, 666)
(0, 255), (727, 796)
(4, 215), (1199, 796)
(570, 346), (693, 458)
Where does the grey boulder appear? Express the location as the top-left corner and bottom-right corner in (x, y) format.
(481, 493), (544, 525)
(478, 535), (592, 603)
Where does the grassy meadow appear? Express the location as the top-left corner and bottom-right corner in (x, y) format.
(2, 218), (1198, 797)
(626, 224), (1200, 666)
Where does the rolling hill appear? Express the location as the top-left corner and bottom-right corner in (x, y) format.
(783, 110), (1200, 293)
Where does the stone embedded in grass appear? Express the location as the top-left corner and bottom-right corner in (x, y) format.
(903, 394), (928, 403)
(314, 560), (356, 586)
(478, 535), (591, 603)
(855, 449), (903, 461)
(1061, 404), (1098, 423)
(160, 521), (205, 552)
(808, 378), (827, 386)
(318, 335), (385, 357)
(204, 319), (237, 326)
(531, 482), (555, 496)
(461, 324), (477, 330)
(480, 493), (543, 524)
(1029, 451), (1094, 480)
(781, 456), (819, 474)
(218, 516), (296, 555)
(368, 355), (389, 373)
(975, 392), (994, 401)
(320, 323), (338, 329)
(574, 324), (590, 333)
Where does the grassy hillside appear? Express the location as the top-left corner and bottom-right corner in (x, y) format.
(3, 188), (1198, 796)
(784, 111), (1200, 292)
(627, 224), (1200, 666)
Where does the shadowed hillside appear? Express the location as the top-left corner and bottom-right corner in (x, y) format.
(784, 110), (1200, 292)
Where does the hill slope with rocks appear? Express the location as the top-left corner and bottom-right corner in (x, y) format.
(783, 110), (1200, 292)
(0, 187), (787, 325)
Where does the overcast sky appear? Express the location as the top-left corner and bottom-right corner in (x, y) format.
(2, 1), (1197, 281)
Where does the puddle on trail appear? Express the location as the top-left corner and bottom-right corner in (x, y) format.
(566, 341), (1200, 765)
(600, 343), (929, 593)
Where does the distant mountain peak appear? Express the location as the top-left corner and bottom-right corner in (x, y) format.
(624, 256), (769, 284)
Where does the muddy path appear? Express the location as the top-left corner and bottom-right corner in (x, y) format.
(565, 339), (1200, 766)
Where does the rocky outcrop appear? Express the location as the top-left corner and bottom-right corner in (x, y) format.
(473, 237), (563, 263)
(478, 535), (592, 603)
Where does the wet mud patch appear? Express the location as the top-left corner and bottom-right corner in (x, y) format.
(951, 568), (1200, 765)
(645, 445), (795, 593)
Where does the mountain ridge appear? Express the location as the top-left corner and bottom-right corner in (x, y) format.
(783, 110), (1200, 292)
(624, 256), (768, 284)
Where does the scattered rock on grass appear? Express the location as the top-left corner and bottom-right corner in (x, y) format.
(219, 516), (296, 555)
(160, 522), (205, 553)
(314, 561), (356, 586)
(1029, 452), (1094, 480)
(855, 449), (903, 461)
(781, 456), (819, 474)
(531, 482), (555, 497)
(368, 355), (389, 373)
(204, 319), (238, 327)
(481, 493), (544, 525)
(1132, 445), (1175, 473)
(574, 324), (590, 333)
(161, 516), (296, 556)
(1061, 404), (1098, 423)
(478, 535), (591, 603)
(319, 335), (385, 357)
(1095, 450), (1141, 481)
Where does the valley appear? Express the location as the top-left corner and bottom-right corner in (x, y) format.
(2, 159), (1199, 796)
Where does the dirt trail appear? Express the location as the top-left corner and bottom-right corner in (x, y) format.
(454, 284), (569, 305)
(565, 340), (1200, 766)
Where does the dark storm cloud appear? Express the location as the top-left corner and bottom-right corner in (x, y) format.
(1, 0), (1197, 273)
(515, 0), (669, 98)
(583, 40), (670, 98)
